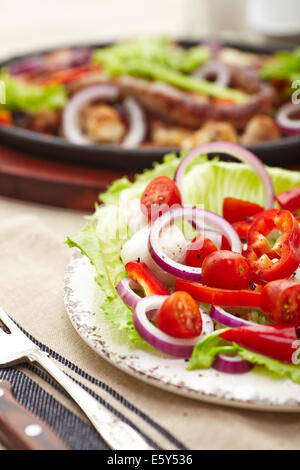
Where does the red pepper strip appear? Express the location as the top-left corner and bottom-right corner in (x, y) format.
(175, 278), (261, 308)
(125, 260), (170, 297)
(246, 209), (300, 282)
(223, 197), (263, 224)
(232, 219), (253, 240)
(0, 110), (12, 126)
(275, 186), (300, 213)
(38, 64), (102, 86)
(219, 324), (298, 364)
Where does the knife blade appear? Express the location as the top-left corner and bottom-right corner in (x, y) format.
(0, 380), (70, 450)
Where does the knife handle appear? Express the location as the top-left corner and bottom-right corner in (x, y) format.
(0, 381), (70, 450)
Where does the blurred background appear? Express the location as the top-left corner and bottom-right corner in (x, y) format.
(1, 0), (299, 60)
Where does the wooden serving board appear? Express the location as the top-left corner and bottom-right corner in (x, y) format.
(0, 144), (298, 212)
(0, 145), (134, 211)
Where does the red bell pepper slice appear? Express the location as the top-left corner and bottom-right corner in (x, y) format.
(246, 209), (300, 282)
(223, 197), (263, 224)
(0, 110), (12, 126)
(174, 278), (261, 308)
(125, 260), (170, 297)
(38, 64), (102, 86)
(275, 186), (300, 213)
(219, 324), (298, 364)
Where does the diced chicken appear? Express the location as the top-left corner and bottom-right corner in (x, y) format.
(217, 47), (263, 68)
(150, 121), (193, 147)
(181, 120), (239, 148)
(240, 115), (281, 145)
(31, 109), (61, 134)
(120, 224), (187, 286)
(80, 103), (126, 144)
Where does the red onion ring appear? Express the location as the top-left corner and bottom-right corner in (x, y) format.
(10, 47), (93, 76)
(116, 277), (141, 310)
(212, 354), (253, 374)
(193, 60), (231, 88)
(148, 206), (242, 281)
(174, 142), (275, 209)
(62, 84), (120, 145)
(133, 295), (214, 358)
(275, 103), (300, 136)
(210, 305), (254, 328)
(122, 96), (147, 148)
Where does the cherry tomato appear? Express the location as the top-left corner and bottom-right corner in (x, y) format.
(185, 233), (218, 268)
(202, 250), (253, 290)
(275, 186), (300, 213)
(156, 291), (202, 338)
(261, 279), (300, 325)
(140, 176), (182, 221)
(222, 197), (263, 224)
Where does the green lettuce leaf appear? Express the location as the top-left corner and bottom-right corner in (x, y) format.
(188, 329), (300, 384)
(0, 69), (67, 113)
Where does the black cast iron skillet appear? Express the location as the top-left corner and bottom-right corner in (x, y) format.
(0, 40), (299, 172)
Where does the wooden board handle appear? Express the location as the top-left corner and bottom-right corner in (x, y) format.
(0, 381), (70, 450)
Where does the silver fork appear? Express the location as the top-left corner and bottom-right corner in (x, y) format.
(0, 307), (153, 450)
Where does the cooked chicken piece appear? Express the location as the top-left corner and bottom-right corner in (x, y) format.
(80, 103), (126, 144)
(31, 109), (61, 134)
(181, 120), (239, 148)
(240, 115), (281, 145)
(150, 121), (193, 147)
(217, 47), (263, 68)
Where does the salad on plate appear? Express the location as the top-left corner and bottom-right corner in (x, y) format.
(66, 141), (300, 386)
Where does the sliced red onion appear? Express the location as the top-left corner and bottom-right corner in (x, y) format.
(134, 295), (214, 358)
(10, 48), (93, 76)
(201, 39), (223, 58)
(174, 142), (275, 209)
(122, 97), (147, 148)
(62, 84), (120, 145)
(148, 206), (242, 281)
(116, 277), (141, 310)
(276, 103), (300, 136)
(210, 305), (254, 328)
(193, 60), (231, 88)
(212, 354), (253, 374)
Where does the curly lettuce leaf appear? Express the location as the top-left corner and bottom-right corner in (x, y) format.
(188, 330), (300, 384)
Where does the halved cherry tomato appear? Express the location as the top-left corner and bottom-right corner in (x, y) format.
(275, 186), (300, 213)
(125, 260), (169, 297)
(185, 233), (218, 268)
(175, 279), (261, 308)
(232, 219), (254, 240)
(140, 176), (182, 222)
(220, 324), (298, 364)
(261, 279), (300, 325)
(156, 291), (202, 338)
(246, 209), (300, 282)
(222, 197), (263, 224)
(202, 250), (253, 290)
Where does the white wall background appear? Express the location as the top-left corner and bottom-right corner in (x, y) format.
(0, 0), (254, 59)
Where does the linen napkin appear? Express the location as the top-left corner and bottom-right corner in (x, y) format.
(0, 213), (300, 450)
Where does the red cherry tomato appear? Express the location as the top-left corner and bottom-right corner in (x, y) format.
(140, 176), (182, 221)
(222, 197), (263, 224)
(261, 279), (300, 325)
(185, 233), (218, 268)
(202, 250), (253, 290)
(156, 291), (202, 338)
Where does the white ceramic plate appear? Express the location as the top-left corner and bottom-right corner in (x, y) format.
(64, 251), (300, 412)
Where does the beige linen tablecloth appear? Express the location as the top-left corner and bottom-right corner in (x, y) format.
(0, 196), (299, 450)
